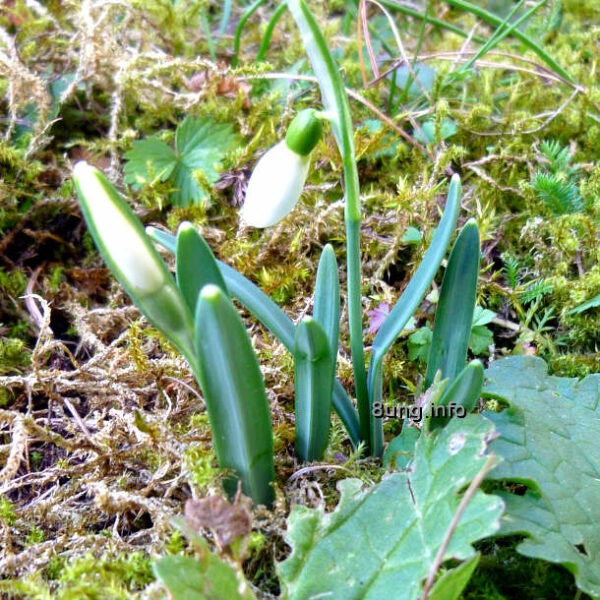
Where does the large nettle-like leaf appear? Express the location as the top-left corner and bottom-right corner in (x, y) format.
(124, 117), (236, 207)
(278, 416), (504, 600)
(484, 356), (600, 599)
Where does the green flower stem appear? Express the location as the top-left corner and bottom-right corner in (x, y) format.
(288, 0), (371, 452)
(366, 0), (486, 44)
(232, 0), (268, 67)
(458, 0), (548, 76)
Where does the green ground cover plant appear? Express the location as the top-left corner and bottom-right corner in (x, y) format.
(0, 0), (598, 598)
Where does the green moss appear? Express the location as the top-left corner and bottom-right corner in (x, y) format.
(25, 526), (46, 546)
(0, 551), (153, 599)
(184, 443), (221, 490)
(56, 552), (153, 599)
(464, 538), (585, 599)
(0, 268), (27, 299)
(164, 530), (186, 555)
(0, 497), (17, 526)
(0, 338), (31, 375)
(255, 263), (311, 305)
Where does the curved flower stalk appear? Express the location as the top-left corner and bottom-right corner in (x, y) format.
(240, 108), (323, 228)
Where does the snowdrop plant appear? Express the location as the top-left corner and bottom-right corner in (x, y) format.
(73, 0), (484, 506)
(73, 163), (275, 507)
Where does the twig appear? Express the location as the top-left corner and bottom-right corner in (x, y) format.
(289, 463), (356, 482)
(419, 454), (497, 600)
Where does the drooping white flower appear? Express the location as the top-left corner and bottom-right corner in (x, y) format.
(73, 161), (167, 296)
(240, 109), (323, 228)
(241, 141), (310, 228)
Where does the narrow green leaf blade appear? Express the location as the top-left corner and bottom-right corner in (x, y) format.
(176, 222), (228, 314)
(428, 554), (480, 600)
(287, 0), (370, 454)
(294, 317), (333, 462)
(425, 220), (480, 388)
(123, 138), (177, 187)
(370, 176), (462, 370)
(313, 244), (340, 358)
(367, 176), (462, 454)
(428, 360), (484, 430)
(146, 226), (361, 446)
(194, 284), (275, 507)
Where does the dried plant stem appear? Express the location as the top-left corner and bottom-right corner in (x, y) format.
(420, 454), (497, 600)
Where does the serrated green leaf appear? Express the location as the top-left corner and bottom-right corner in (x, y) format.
(278, 416), (503, 600)
(153, 553), (256, 600)
(468, 325), (493, 355)
(408, 326), (433, 363)
(123, 138), (177, 187)
(472, 306), (497, 327)
(483, 356), (600, 598)
(382, 425), (419, 470)
(414, 118), (457, 145)
(174, 117), (237, 207)
(124, 117), (236, 207)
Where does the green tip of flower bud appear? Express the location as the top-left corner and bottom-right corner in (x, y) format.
(285, 109), (323, 156)
(200, 283), (222, 301)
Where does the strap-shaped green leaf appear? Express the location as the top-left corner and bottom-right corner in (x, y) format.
(314, 244), (340, 393)
(147, 227), (361, 446)
(425, 220), (480, 388)
(314, 245), (340, 354)
(194, 284), (275, 507)
(367, 175), (462, 456)
(294, 317), (333, 462)
(427, 359), (484, 431)
(176, 222), (228, 314)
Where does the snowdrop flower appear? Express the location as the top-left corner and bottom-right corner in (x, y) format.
(241, 109), (323, 228)
(73, 161), (168, 296)
(72, 161), (194, 356)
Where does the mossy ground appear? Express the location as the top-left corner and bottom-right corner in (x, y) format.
(0, 0), (598, 598)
